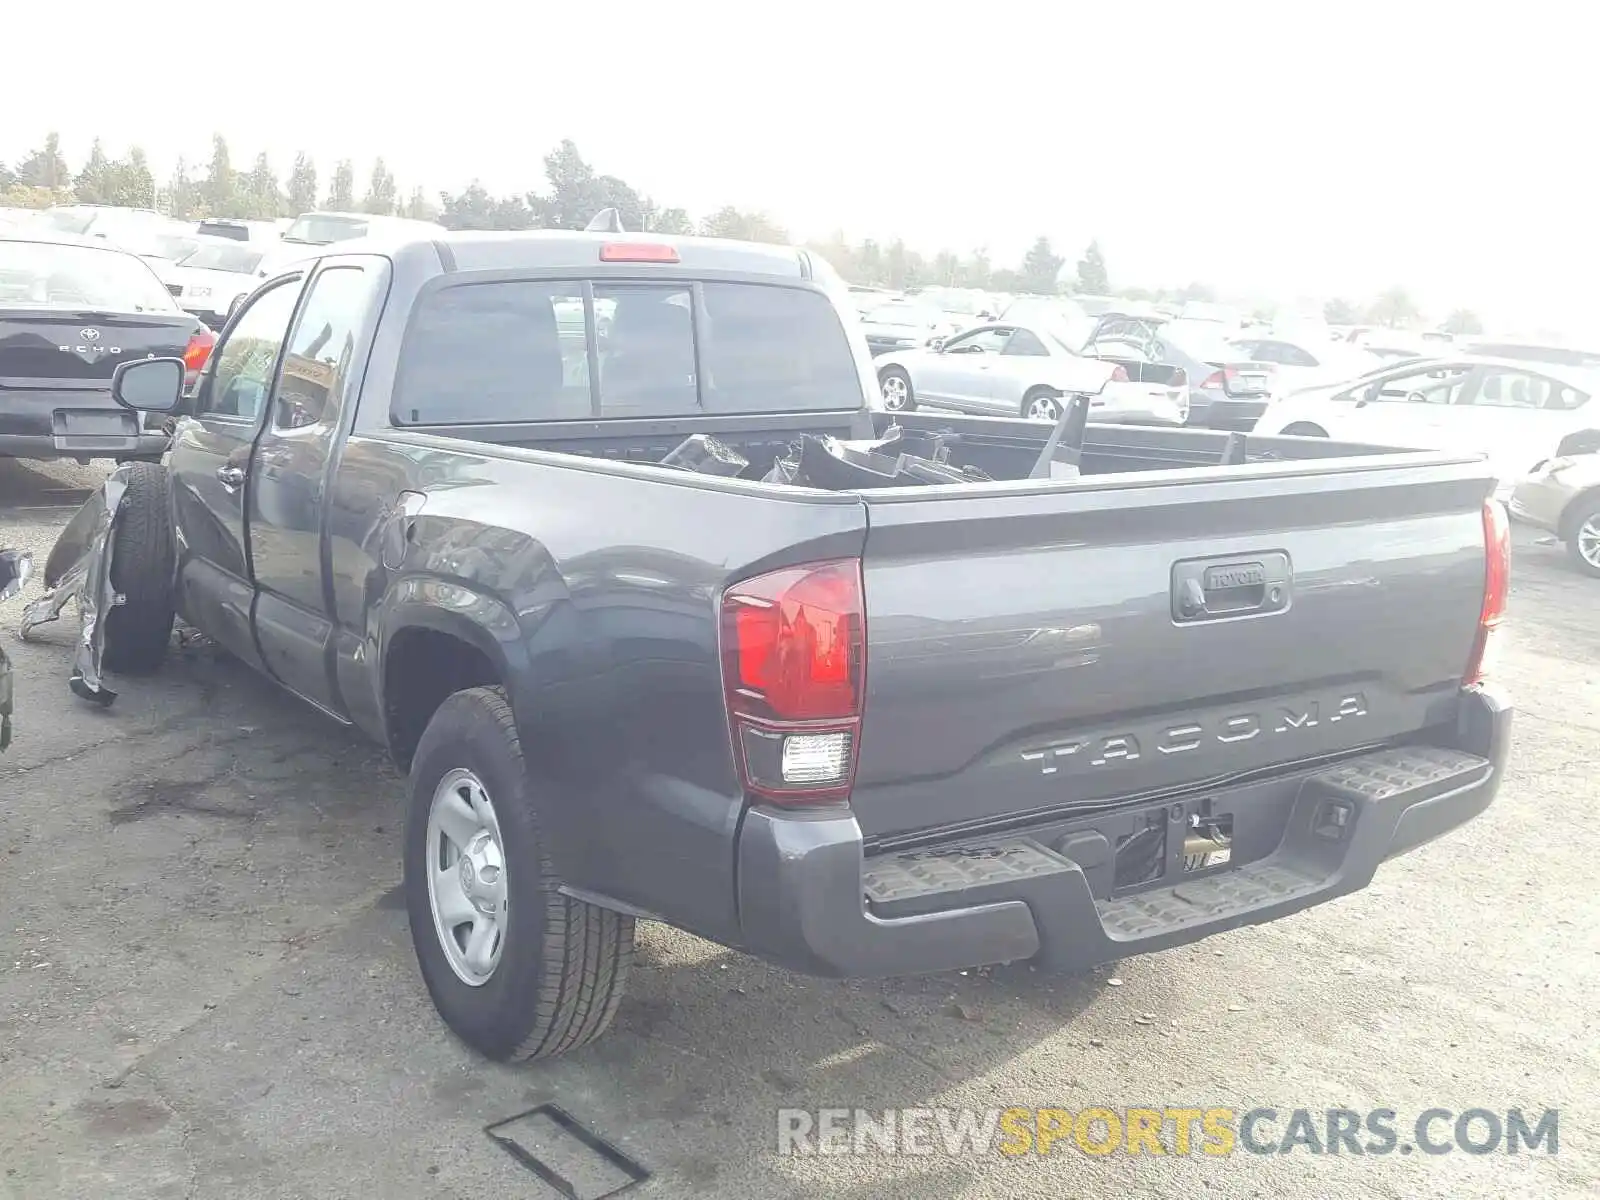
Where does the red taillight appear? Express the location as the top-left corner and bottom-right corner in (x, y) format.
(183, 329), (216, 380)
(721, 559), (865, 804)
(599, 242), (680, 263)
(1201, 369), (1227, 389)
(1464, 498), (1510, 687)
(1110, 364), (1130, 382)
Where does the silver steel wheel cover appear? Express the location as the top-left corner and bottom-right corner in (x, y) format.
(1579, 516), (1600, 568)
(426, 767), (508, 986)
(1027, 395), (1059, 420)
(881, 374), (908, 409)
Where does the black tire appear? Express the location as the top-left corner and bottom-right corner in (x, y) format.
(1281, 422), (1329, 437)
(1563, 497), (1600, 578)
(102, 462), (177, 675)
(405, 685), (634, 1061)
(878, 367), (916, 412)
(1022, 387), (1062, 422)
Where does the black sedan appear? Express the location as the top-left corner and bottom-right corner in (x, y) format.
(0, 232), (216, 462)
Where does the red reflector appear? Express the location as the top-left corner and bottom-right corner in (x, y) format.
(183, 328), (216, 375)
(721, 559), (865, 804)
(599, 242), (680, 263)
(1464, 498), (1510, 686)
(1110, 364), (1130, 383)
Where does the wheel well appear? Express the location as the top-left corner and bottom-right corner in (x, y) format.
(384, 627), (501, 770)
(1281, 422), (1328, 437)
(1558, 487), (1600, 540)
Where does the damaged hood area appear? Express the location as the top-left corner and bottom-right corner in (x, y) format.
(1, 548), (36, 750)
(19, 467), (134, 707)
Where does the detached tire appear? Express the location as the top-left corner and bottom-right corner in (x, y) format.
(405, 685), (634, 1061)
(103, 462), (176, 675)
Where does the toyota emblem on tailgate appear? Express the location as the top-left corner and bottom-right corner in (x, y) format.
(79, 328), (100, 341)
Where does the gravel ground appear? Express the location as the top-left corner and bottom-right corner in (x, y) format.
(0, 456), (1596, 1200)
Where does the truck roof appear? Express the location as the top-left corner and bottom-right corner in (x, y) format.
(297, 227), (810, 280)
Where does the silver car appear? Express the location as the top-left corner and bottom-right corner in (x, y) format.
(1509, 451), (1600, 576)
(873, 320), (1189, 425)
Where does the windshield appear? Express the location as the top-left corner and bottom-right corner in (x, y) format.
(281, 214), (370, 245)
(917, 289), (988, 316)
(0, 240), (180, 312)
(38, 210), (94, 234)
(180, 243), (265, 273)
(141, 233), (203, 262)
(864, 303), (940, 328)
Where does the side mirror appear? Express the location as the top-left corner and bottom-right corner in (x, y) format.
(112, 357), (187, 413)
(0, 549), (33, 602)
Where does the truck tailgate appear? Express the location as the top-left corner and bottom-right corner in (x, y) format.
(851, 458), (1493, 840)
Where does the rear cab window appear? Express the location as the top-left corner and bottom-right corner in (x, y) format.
(394, 276), (864, 424)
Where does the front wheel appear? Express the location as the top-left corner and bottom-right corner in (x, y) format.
(1022, 388), (1062, 422)
(102, 462), (177, 675)
(1565, 498), (1600, 578)
(405, 685), (634, 1061)
(878, 367), (915, 412)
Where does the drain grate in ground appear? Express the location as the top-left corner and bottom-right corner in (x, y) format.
(484, 1104), (649, 1199)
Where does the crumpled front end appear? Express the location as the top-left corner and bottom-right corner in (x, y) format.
(19, 469), (132, 706)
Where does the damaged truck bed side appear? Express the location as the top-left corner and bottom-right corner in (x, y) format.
(81, 228), (1512, 1062)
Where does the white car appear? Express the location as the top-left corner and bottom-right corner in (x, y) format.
(873, 320), (1189, 426)
(156, 237), (267, 327)
(1229, 333), (1383, 395)
(1253, 355), (1600, 495)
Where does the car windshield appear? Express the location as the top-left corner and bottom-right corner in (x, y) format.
(281, 214), (370, 245)
(865, 303), (938, 327)
(180, 243), (265, 273)
(37, 209), (95, 234)
(0, 240), (179, 312)
(918, 290), (988, 316)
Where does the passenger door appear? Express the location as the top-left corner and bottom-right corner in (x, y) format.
(917, 326), (1013, 410)
(1331, 361), (1473, 447)
(166, 275), (305, 669)
(247, 258), (384, 717)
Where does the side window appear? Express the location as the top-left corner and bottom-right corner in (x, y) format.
(942, 327), (1011, 355)
(395, 280), (590, 424)
(595, 283), (696, 417)
(699, 282), (863, 414)
(1001, 329), (1050, 357)
(198, 280), (302, 422)
(1374, 366), (1472, 405)
(272, 266), (369, 430)
(1233, 340), (1269, 361)
(1466, 370), (1583, 411)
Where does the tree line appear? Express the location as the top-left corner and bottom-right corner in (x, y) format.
(1, 131), (1477, 331)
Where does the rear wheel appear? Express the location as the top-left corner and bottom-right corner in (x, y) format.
(1564, 497), (1600, 578)
(878, 367), (915, 412)
(1281, 422), (1329, 437)
(405, 685), (634, 1061)
(1023, 388), (1062, 422)
(102, 462), (176, 675)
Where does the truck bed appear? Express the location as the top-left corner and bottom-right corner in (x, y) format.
(384, 408), (1495, 848)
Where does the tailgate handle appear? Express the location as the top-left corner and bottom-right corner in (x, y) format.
(1172, 552), (1292, 623)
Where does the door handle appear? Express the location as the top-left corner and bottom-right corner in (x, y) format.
(216, 465), (246, 488)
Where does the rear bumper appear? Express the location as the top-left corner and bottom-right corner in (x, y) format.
(1507, 476), (1569, 533)
(0, 388), (168, 459)
(1198, 397), (1270, 431)
(735, 686), (1511, 978)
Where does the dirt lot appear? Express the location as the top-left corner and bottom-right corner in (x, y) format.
(1, 457), (1596, 1200)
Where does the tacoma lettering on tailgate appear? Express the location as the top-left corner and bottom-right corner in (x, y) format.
(1021, 692), (1369, 775)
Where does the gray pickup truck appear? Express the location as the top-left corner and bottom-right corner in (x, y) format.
(79, 227), (1512, 1063)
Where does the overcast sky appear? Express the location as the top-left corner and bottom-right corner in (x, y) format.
(6, 2), (1588, 332)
